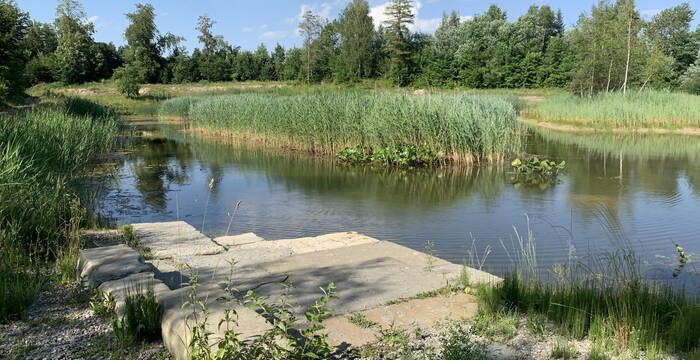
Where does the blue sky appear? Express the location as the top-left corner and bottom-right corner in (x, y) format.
(16, 0), (700, 52)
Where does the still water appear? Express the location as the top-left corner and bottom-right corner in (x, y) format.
(85, 119), (700, 279)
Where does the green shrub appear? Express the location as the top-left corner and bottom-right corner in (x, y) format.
(114, 65), (141, 99)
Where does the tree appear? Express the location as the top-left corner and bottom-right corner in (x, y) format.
(271, 44), (286, 80)
(298, 10), (325, 82)
(113, 64), (140, 98)
(24, 21), (58, 84)
(336, 0), (376, 81)
(54, 0), (96, 84)
(196, 15), (235, 81)
(646, 3), (698, 86)
(383, 0), (414, 85)
(123, 3), (160, 83)
(680, 55), (700, 94)
(254, 44), (273, 81)
(0, 0), (29, 102)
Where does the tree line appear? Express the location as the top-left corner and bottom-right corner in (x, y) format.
(2, 0), (700, 103)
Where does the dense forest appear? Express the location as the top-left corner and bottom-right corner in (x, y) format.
(2, 0), (700, 102)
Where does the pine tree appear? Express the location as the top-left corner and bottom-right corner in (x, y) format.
(298, 10), (325, 82)
(383, 0), (414, 86)
(336, 0), (376, 81)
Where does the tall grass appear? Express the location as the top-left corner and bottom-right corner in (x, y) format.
(180, 92), (522, 162)
(479, 275), (700, 356)
(531, 90), (700, 129)
(0, 98), (118, 321)
(157, 96), (204, 117)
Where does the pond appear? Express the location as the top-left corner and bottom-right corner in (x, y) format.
(83, 119), (700, 281)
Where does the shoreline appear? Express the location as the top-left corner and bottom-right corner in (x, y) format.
(520, 117), (700, 136)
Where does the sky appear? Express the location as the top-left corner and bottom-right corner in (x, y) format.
(15, 0), (700, 52)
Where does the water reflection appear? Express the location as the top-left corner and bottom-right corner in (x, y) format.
(89, 121), (700, 280)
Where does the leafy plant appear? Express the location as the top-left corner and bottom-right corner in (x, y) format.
(90, 290), (116, 318)
(112, 288), (163, 346)
(347, 313), (378, 329)
(511, 157), (566, 176)
(551, 339), (577, 359)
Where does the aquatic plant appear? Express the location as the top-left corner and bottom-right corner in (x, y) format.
(531, 90), (700, 129)
(336, 143), (445, 167)
(183, 92), (522, 163)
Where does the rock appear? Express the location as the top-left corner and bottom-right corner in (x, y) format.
(78, 244), (152, 287)
(214, 233), (264, 247)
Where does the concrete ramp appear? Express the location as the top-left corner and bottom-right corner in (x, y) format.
(79, 224), (500, 360)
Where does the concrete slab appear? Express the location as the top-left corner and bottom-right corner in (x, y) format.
(78, 244), (152, 287)
(214, 233), (264, 247)
(131, 221), (225, 259)
(324, 293), (479, 347)
(239, 232), (378, 255)
(98, 272), (172, 316)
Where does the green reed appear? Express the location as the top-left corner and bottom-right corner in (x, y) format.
(0, 99), (118, 321)
(179, 92), (522, 163)
(532, 90), (700, 129)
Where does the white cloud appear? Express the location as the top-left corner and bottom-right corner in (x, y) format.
(287, 1), (342, 24)
(243, 24), (269, 33)
(259, 31), (289, 40)
(86, 15), (99, 25)
(369, 0), (455, 34)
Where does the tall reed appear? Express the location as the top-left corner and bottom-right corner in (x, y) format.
(531, 90), (700, 129)
(178, 92), (522, 163)
(0, 98), (118, 321)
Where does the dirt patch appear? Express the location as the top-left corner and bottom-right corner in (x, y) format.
(519, 95), (545, 103)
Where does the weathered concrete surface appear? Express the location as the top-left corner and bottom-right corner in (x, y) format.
(131, 221), (225, 259)
(98, 272), (172, 316)
(78, 244), (151, 287)
(238, 232), (378, 255)
(81, 223), (501, 360)
(214, 232), (264, 247)
(323, 293), (480, 347)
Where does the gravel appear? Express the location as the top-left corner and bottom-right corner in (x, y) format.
(0, 283), (169, 360)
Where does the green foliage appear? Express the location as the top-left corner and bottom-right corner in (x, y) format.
(186, 92), (522, 162)
(534, 90), (700, 129)
(0, 0), (30, 103)
(0, 260), (45, 323)
(114, 65), (141, 98)
(0, 100), (117, 320)
(347, 313), (378, 329)
(184, 270), (338, 360)
(157, 96), (204, 117)
(511, 157), (566, 176)
(383, 0), (415, 86)
(90, 290), (116, 318)
(479, 274), (700, 355)
(680, 62), (700, 95)
(551, 339), (577, 359)
(440, 324), (488, 360)
(54, 0), (97, 84)
(112, 288), (163, 346)
(336, 143), (445, 167)
(63, 97), (118, 119)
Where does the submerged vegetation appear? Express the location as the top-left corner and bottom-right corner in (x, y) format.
(0, 98), (118, 321)
(170, 92), (522, 164)
(531, 90), (700, 129)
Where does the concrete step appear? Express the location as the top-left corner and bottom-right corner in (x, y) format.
(78, 244), (152, 287)
(131, 221), (225, 259)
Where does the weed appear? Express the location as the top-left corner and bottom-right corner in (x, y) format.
(112, 288), (163, 346)
(469, 311), (519, 342)
(424, 241), (435, 272)
(90, 290), (116, 318)
(8, 342), (39, 360)
(587, 345), (609, 360)
(121, 225), (152, 259)
(550, 339), (577, 359)
(347, 313), (378, 329)
(440, 324), (488, 360)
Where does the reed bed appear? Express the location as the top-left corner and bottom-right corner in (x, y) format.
(480, 275), (700, 357)
(532, 90), (700, 129)
(0, 99), (118, 321)
(177, 92), (522, 163)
